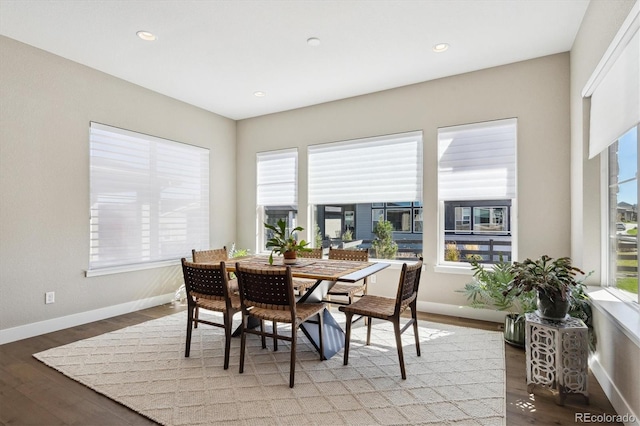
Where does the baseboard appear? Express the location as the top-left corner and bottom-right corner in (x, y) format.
(0, 293), (175, 345)
(589, 355), (640, 426)
(416, 301), (506, 324)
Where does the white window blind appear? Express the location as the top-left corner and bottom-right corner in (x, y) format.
(584, 2), (639, 159)
(256, 149), (298, 206)
(438, 118), (517, 201)
(89, 122), (209, 271)
(308, 131), (423, 204)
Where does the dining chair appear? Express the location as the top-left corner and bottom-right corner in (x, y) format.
(340, 257), (423, 379)
(192, 247), (229, 263)
(180, 258), (241, 370)
(235, 263), (326, 388)
(191, 247), (237, 328)
(324, 247), (369, 306)
(292, 248), (324, 294)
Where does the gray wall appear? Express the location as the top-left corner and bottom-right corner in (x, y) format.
(0, 36), (237, 335)
(569, 0), (639, 420)
(237, 53), (572, 307)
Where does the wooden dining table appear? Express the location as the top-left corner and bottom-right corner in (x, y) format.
(221, 254), (390, 360)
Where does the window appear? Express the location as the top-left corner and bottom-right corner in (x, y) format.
(308, 131), (423, 258)
(438, 118), (517, 264)
(606, 126), (638, 302)
(455, 207), (471, 233)
(473, 207), (508, 233)
(88, 122), (209, 272)
(256, 149), (298, 251)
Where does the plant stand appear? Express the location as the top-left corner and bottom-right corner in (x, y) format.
(525, 312), (589, 405)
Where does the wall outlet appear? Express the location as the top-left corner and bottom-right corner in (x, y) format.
(45, 291), (55, 304)
(370, 274), (377, 283)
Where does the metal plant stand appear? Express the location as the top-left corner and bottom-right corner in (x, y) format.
(525, 312), (589, 405)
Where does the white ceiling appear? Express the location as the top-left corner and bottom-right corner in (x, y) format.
(0, 0), (590, 120)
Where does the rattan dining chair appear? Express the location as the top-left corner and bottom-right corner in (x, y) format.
(181, 258), (241, 370)
(191, 247), (236, 328)
(324, 247), (369, 306)
(292, 248), (324, 294)
(340, 257), (423, 379)
(235, 263), (326, 388)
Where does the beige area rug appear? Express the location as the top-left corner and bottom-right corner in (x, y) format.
(34, 311), (505, 425)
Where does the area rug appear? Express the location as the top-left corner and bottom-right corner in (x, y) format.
(34, 311), (505, 425)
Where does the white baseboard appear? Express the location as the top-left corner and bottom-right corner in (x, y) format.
(417, 301), (506, 324)
(0, 293), (175, 345)
(589, 355), (640, 426)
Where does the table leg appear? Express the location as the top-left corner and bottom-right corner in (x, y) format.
(300, 308), (345, 360)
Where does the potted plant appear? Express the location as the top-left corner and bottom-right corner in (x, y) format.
(505, 255), (586, 321)
(461, 258), (536, 347)
(264, 219), (311, 265)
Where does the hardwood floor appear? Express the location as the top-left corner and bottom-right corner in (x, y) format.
(0, 304), (621, 425)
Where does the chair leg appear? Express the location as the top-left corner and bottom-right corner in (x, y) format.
(343, 312), (353, 366)
(239, 315), (247, 374)
(194, 306), (199, 329)
(411, 305), (421, 357)
(260, 320), (266, 349)
(273, 321), (278, 351)
(290, 326), (297, 388)
(366, 317), (373, 345)
(185, 305), (194, 357)
(223, 311), (232, 370)
(393, 320), (407, 379)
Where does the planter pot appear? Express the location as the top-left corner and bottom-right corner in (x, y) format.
(536, 290), (570, 321)
(283, 251), (297, 265)
(503, 313), (525, 348)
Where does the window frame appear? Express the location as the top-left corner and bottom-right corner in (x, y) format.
(86, 122), (210, 276)
(436, 118), (518, 268)
(600, 125), (639, 304)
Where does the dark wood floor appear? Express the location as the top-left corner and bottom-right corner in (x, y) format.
(0, 303), (621, 425)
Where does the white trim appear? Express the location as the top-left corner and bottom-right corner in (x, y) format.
(0, 293), (175, 345)
(600, 148), (609, 287)
(85, 259), (181, 277)
(416, 300), (506, 324)
(590, 354), (640, 426)
(587, 288), (640, 348)
(582, 1), (640, 97)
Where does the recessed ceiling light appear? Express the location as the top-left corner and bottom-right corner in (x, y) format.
(254, 91), (266, 97)
(137, 31), (156, 41)
(433, 43), (449, 52)
(307, 37), (321, 47)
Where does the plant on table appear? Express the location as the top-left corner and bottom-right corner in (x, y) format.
(264, 219), (311, 265)
(504, 255), (586, 321)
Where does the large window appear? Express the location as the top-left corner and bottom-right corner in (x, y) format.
(88, 123), (209, 272)
(438, 118), (517, 264)
(256, 149), (298, 250)
(308, 132), (423, 258)
(607, 126), (638, 302)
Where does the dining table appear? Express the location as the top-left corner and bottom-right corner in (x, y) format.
(220, 254), (390, 360)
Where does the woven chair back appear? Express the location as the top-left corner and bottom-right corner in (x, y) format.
(192, 247), (228, 263)
(394, 257), (423, 314)
(298, 248), (323, 259)
(235, 264), (296, 311)
(328, 247), (368, 262)
(181, 259), (230, 302)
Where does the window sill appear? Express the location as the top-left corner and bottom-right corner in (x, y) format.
(433, 264), (474, 275)
(586, 286), (640, 347)
(85, 259), (181, 277)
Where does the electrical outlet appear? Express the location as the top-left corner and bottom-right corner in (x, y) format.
(45, 291), (55, 304)
(370, 274), (377, 284)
